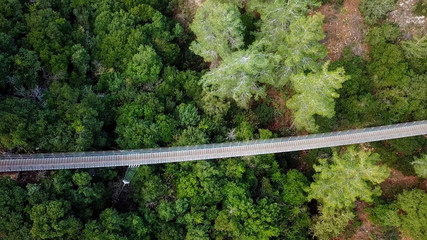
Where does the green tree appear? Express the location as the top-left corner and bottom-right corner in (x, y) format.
(0, 32), (16, 89)
(158, 200), (176, 222)
(368, 43), (409, 88)
(415, 0), (427, 16)
(190, 0), (245, 62)
(156, 114), (178, 143)
(126, 45), (163, 86)
(12, 48), (41, 89)
(25, 8), (73, 76)
(176, 161), (224, 206)
(131, 166), (168, 204)
(366, 24), (400, 46)
(174, 127), (209, 146)
(331, 48), (379, 128)
(412, 154), (427, 178)
(311, 209), (355, 240)
(359, 0), (397, 25)
(214, 182), (280, 239)
(0, 0), (24, 37)
(282, 169), (310, 206)
(0, 177), (31, 239)
(42, 82), (107, 152)
(287, 62), (349, 132)
(281, 14), (326, 73)
(30, 200), (82, 239)
(395, 189), (427, 239)
(0, 53), (10, 89)
(177, 103), (200, 127)
(82, 208), (126, 240)
(368, 41), (426, 123)
(71, 44), (90, 75)
(72, 171), (105, 213)
(254, 0), (321, 53)
(115, 92), (163, 149)
(201, 49), (275, 108)
(401, 35), (427, 73)
(156, 66), (201, 106)
(0, 97), (41, 151)
(308, 146), (390, 216)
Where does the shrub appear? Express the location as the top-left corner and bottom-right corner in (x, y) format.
(414, 0), (427, 17)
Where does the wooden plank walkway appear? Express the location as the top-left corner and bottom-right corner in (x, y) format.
(1, 121), (426, 172)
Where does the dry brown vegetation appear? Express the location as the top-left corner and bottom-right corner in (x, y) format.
(388, 0), (427, 39)
(314, 0), (370, 61)
(173, 0), (205, 28)
(266, 87), (294, 133)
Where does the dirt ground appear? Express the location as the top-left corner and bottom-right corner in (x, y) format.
(381, 168), (427, 199)
(17, 171), (48, 185)
(388, 0), (427, 39)
(335, 168), (425, 240)
(266, 87), (294, 133)
(314, 0), (369, 61)
(0, 172), (19, 180)
(173, 0), (204, 28)
(348, 201), (381, 240)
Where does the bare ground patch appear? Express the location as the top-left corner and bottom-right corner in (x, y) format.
(335, 167), (426, 240)
(352, 201), (381, 240)
(381, 168), (426, 199)
(388, 0), (427, 39)
(266, 87), (294, 133)
(0, 172), (19, 180)
(17, 171), (49, 185)
(173, 0), (204, 28)
(315, 0), (369, 61)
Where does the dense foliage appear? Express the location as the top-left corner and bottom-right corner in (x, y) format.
(0, 0), (425, 239)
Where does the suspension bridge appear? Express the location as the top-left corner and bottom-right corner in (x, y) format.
(1, 121), (426, 172)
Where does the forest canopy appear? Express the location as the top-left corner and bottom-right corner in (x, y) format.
(0, 0), (426, 239)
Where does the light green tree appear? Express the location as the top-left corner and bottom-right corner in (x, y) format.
(359, 0), (397, 25)
(287, 62), (349, 132)
(401, 35), (427, 72)
(201, 49), (275, 108)
(412, 154), (427, 178)
(395, 189), (427, 239)
(254, 0), (321, 51)
(190, 0), (245, 62)
(177, 103), (200, 127)
(254, 1), (325, 81)
(71, 44), (90, 75)
(307, 146), (390, 216)
(281, 13), (326, 73)
(311, 209), (355, 240)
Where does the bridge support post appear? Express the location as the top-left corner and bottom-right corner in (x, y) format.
(123, 165), (139, 185)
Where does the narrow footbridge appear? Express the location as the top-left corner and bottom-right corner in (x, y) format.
(1, 121), (426, 172)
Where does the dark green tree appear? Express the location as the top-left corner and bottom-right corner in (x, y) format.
(30, 200), (82, 239)
(126, 45), (163, 86)
(0, 177), (31, 239)
(0, 97), (41, 152)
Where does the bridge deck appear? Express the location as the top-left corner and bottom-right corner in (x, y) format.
(1, 121), (426, 172)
